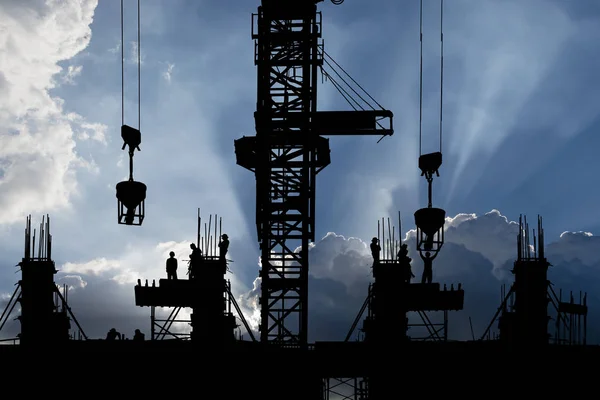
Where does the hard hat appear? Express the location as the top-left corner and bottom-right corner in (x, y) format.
(372, 237), (378, 242)
(222, 234), (228, 239)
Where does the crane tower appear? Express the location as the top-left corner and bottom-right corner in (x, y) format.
(235, 0), (393, 346)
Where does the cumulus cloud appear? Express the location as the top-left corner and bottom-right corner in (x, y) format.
(57, 274), (88, 290)
(407, 209), (522, 273)
(0, 0), (106, 225)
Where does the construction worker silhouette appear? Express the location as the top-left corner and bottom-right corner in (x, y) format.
(166, 251), (178, 280)
(398, 244), (415, 283)
(133, 329), (145, 341)
(219, 234), (230, 262)
(188, 243), (202, 279)
(106, 328), (121, 340)
(370, 238), (380, 265)
(421, 251), (434, 284)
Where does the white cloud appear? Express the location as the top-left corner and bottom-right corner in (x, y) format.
(66, 112), (107, 144)
(0, 0), (106, 224)
(548, 231), (600, 267)
(57, 274), (88, 290)
(108, 41), (120, 54)
(62, 257), (122, 277)
(60, 65), (83, 85)
(162, 63), (175, 83)
(128, 41), (145, 65)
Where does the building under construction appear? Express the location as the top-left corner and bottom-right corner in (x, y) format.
(0, 0), (598, 395)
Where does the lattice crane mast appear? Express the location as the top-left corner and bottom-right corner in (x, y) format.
(235, 0), (393, 346)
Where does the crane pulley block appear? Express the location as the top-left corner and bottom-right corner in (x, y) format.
(121, 125), (142, 153)
(418, 152), (442, 179)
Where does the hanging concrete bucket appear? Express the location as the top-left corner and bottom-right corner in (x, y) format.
(116, 180), (147, 225)
(414, 207), (446, 238)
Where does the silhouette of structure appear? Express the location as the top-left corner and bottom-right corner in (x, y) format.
(349, 214), (464, 343)
(234, 0), (392, 346)
(481, 215), (588, 346)
(0, 215), (86, 345)
(134, 210), (254, 343)
(1, 0), (599, 396)
(339, 212), (463, 398)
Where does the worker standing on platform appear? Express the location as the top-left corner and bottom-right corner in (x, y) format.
(188, 243), (202, 279)
(370, 238), (380, 266)
(398, 244), (415, 283)
(219, 234), (230, 262)
(166, 251), (178, 280)
(421, 251), (434, 284)
(106, 328), (121, 340)
(133, 329), (145, 341)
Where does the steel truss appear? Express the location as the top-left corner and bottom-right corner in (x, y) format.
(250, 3), (325, 346)
(148, 279), (255, 342)
(236, 0), (393, 347)
(323, 378), (368, 400)
(150, 306), (191, 341)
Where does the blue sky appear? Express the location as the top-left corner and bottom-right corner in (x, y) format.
(0, 0), (600, 343)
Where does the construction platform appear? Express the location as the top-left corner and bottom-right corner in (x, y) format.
(397, 282), (464, 311)
(372, 261), (464, 311)
(135, 257), (226, 308)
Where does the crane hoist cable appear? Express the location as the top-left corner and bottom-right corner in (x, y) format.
(120, 0), (142, 182)
(412, 0), (447, 261)
(417, 0), (444, 210)
(418, 0), (444, 158)
(116, 0), (146, 227)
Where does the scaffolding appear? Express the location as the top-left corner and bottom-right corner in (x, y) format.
(345, 214), (463, 344)
(480, 215), (588, 345)
(0, 215), (87, 344)
(135, 210), (256, 343)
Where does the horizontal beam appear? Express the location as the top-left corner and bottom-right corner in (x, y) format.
(313, 110), (393, 136)
(254, 110), (393, 135)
